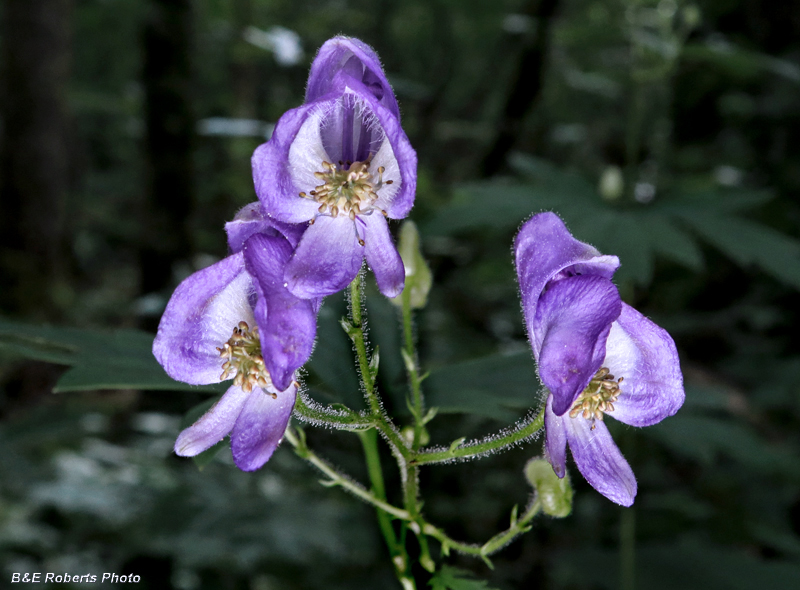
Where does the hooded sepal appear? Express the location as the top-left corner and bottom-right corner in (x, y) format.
(153, 253), (255, 385)
(243, 232), (318, 391)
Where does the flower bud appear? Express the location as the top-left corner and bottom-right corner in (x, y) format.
(524, 457), (573, 517)
(391, 221), (432, 309)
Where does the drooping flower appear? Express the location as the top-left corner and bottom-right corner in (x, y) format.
(153, 204), (318, 471)
(515, 212), (684, 506)
(252, 36), (417, 299)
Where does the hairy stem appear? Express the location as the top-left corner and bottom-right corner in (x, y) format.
(401, 287), (425, 451)
(284, 427), (410, 521)
(347, 274), (417, 587)
(411, 410), (544, 466)
(359, 428), (414, 586)
(292, 390), (374, 429)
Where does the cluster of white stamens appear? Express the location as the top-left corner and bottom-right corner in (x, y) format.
(217, 321), (276, 397)
(299, 158), (392, 223)
(568, 367), (622, 429)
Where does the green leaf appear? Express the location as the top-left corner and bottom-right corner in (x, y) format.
(679, 214), (800, 290)
(0, 318), (224, 394)
(368, 345), (380, 381)
(448, 437), (466, 453)
(305, 296), (362, 407)
(424, 351), (538, 421)
(428, 565), (499, 590)
(646, 414), (800, 477)
(555, 537), (800, 590)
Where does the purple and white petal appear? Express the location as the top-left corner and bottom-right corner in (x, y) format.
(230, 383), (298, 471)
(564, 414), (637, 506)
(284, 214), (364, 299)
(533, 274), (621, 415)
(544, 395), (568, 478)
(244, 233), (318, 391)
(226, 202), (306, 252)
(362, 213), (404, 298)
(289, 84), (413, 220)
(604, 304), (685, 427)
(153, 253), (255, 385)
(306, 36), (399, 118)
(252, 103), (324, 223)
(174, 385), (249, 457)
(516, 212), (620, 332)
(344, 82), (416, 219)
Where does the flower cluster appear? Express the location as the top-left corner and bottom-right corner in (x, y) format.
(153, 38), (416, 471)
(515, 213), (685, 506)
(153, 37), (684, 510)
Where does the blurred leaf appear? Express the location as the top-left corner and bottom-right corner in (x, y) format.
(366, 292), (406, 406)
(426, 155), (800, 289)
(429, 565), (499, 590)
(555, 536), (800, 590)
(425, 351), (538, 421)
(657, 188), (774, 215)
(0, 318), (224, 394)
(305, 295), (362, 407)
(679, 214), (800, 290)
(683, 41), (800, 84)
(645, 414), (800, 477)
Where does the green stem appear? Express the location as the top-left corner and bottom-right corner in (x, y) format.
(620, 507), (636, 590)
(284, 427), (410, 521)
(411, 410), (544, 466)
(398, 285), (436, 572)
(347, 274), (417, 588)
(293, 390), (374, 430)
(359, 429), (413, 585)
(401, 285), (425, 451)
(423, 498), (542, 562)
(346, 274), (412, 462)
(286, 425), (541, 565)
(348, 274), (380, 414)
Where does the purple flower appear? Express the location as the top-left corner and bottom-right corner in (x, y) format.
(515, 213), (684, 506)
(153, 204), (318, 471)
(253, 36), (417, 299)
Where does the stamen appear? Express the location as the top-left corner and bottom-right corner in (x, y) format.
(297, 156), (395, 219)
(568, 367), (623, 430)
(216, 321), (276, 396)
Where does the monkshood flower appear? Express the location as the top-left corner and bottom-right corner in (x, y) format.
(515, 212), (684, 506)
(253, 36), (417, 299)
(153, 204), (318, 471)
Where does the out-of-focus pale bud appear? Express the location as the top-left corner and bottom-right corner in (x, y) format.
(682, 5), (702, 30)
(391, 221), (432, 309)
(524, 457), (573, 517)
(599, 165), (624, 201)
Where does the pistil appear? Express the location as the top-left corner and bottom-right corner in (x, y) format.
(299, 158), (393, 220)
(569, 367), (622, 428)
(217, 321), (276, 396)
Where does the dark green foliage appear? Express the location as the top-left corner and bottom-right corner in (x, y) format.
(429, 565), (500, 590)
(3, 0), (800, 589)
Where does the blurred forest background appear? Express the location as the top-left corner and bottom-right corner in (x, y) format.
(3, 0), (800, 588)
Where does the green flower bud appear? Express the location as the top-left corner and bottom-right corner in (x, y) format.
(525, 457), (573, 517)
(391, 221), (432, 309)
(599, 165), (624, 201)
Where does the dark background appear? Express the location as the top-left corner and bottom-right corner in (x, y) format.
(2, 0), (800, 589)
